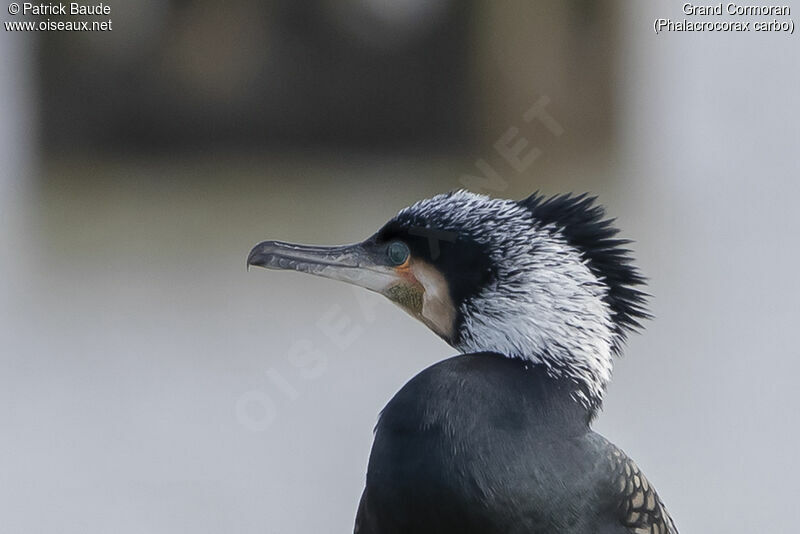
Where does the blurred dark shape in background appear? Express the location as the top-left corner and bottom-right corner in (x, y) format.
(39, 0), (616, 154)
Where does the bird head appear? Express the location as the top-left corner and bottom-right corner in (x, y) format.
(248, 190), (648, 408)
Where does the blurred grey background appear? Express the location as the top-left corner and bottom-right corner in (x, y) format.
(1, 1), (798, 532)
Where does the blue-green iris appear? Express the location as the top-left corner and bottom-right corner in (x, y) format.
(387, 241), (410, 266)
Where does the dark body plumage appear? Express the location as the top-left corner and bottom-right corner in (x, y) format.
(355, 353), (676, 534)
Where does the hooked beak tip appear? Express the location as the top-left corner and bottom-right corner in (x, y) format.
(247, 241), (273, 269)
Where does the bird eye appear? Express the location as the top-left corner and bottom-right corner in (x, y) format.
(387, 241), (410, 266)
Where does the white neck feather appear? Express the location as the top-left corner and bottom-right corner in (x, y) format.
(454, 223), (616, 408)
(402, 191), (618, 408)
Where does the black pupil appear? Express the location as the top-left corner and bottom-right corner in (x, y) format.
(388, 242), (409, 265)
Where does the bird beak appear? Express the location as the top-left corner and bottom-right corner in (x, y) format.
(247, 240), (405, 294)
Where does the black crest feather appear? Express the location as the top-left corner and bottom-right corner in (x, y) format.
(519, 192), (650, 347)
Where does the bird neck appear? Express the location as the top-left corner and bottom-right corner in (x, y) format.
(453, 327), (612, 413)
(380, 353), (594, 440)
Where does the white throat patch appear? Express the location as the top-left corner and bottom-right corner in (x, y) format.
(412, 260), (456, 342)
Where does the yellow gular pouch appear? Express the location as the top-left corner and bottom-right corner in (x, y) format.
(385, 282), (424, 315)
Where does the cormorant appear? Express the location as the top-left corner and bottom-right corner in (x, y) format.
(248, 190), (678, 534)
